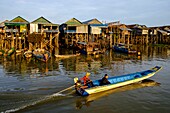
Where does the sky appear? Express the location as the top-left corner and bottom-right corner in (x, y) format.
(0, 0), (170, 27)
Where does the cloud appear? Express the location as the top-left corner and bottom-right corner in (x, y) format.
(0, 0), (170, 26)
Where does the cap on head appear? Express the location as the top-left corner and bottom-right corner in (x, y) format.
(74, 77), (79, 83)
(86, 72), (90, 76)
(105, 74), (108, 76)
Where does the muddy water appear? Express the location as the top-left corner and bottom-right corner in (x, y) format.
(0, 46), (170, 113)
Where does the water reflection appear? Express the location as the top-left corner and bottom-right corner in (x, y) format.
(75, 79), (160, 109)
(0, 45), (169, 112)
(0, 45), (169, 78)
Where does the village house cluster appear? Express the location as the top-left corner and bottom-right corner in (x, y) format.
(0, 16), (170, 52)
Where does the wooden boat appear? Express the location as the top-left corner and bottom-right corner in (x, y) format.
(55, 53), (80, 59)
(76, 79), (160, 109)
(24, 50), (33, 58)
(16, 49), (24, 55)
(77, 42), (105, 55)
(75, 66), (162, 96)
(4, 48), (15, 56)
(113, 43), (137, 54)
(33, 49), (50, 62)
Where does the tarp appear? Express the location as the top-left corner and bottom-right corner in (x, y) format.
(20, 24), (27, 32)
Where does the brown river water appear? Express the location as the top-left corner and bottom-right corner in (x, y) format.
(0, 46), (170, 113)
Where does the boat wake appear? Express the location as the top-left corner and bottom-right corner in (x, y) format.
(4, 91), (73, 113)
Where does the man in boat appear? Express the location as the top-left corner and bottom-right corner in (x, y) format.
(74, 78), (88, 95)
(80, 72), (94, 87)
(75, 80), (88, 90)
(100, 74), (111, 85)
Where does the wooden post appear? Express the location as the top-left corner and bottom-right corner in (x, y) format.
(2, 34), (4, 49)
(110, 33), (113, 49)
(146, 35), (148, 45)
(123, 32), (125, 44)
(127, 34), (130, 45)
(11, 32), (14, 48)
(24, 36), (25, 49)
(55, 33), (59, 48)
(29, 43), (32, 51)
(65, 34), (68, 47)
(50, 32), (52, 48)
(19, 37), (22, 50)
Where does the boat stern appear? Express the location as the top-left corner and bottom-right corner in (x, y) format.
(76, 88), (89, 96)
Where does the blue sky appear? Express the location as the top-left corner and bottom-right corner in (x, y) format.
(0, 0), (170, 26)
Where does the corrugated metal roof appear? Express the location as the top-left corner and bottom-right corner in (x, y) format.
(0, 21), (7, 27)
(10, 16), (29, 23)
(5, 16), (29, 26)
(108, 21), (121, 26)
(83, 18), (102, 25)
(65, 18), (82, 26)
(167, 30), (170, 32)
(90, 24), (108, 28)
(157, 29), (167, 34)
(120, 28), (132, 31)
(31, 16), (52, 24)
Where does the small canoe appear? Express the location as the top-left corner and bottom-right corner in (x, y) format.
(55, 53), (80, 59)
(33, 49), (51, 62)
(75, 66), (162, 96)
(24, 50), (33, 58)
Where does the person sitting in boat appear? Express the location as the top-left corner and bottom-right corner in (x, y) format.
(100, 74), (111, 85)
(81, 72), (94, 87)
(75, 79), (88, 90)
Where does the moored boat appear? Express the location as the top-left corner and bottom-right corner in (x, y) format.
(77, 42), (105, 55)
(113, 43), (137, 54)
(33, 49), (50, 62)
(55, 53), (80, 59)
(75, 66), (162, 96)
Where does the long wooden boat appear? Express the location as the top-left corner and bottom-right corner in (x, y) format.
(75, 66), (162, 96)
(55, 53), (80, 59)
(33, 49), (51, 62)
(76, 79), (160, 108)
(113, 43), (137, 54)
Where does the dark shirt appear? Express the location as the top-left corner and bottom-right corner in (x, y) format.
(100, 77), (111, 85)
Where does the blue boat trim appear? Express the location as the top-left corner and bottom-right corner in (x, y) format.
(75, 66), (162, 96)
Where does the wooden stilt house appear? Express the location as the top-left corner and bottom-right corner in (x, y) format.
(63, 18), (83, 46)
(83, 18), (108, 42)
(107, 21), (132, 46)
(127, 24), (149, 45)
(29, 16), (59, 50)
(149, 25), (170, 44)
(4, 16), (29, 51)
